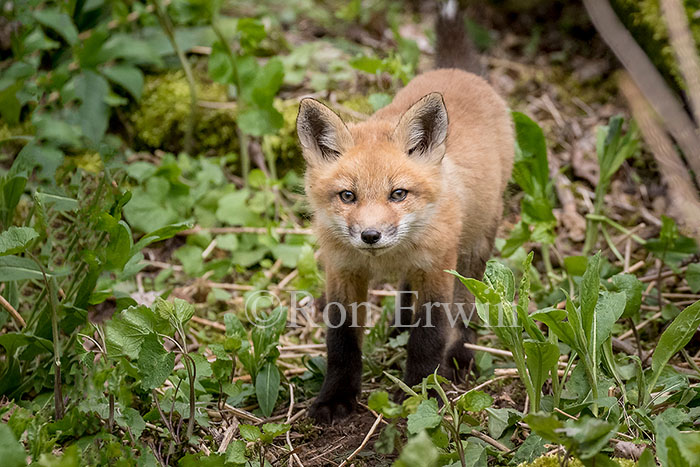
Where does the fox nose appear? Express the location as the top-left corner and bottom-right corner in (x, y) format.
(361, 229), (381, 244)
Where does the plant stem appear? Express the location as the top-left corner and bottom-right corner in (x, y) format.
(151, 0), (197, 155)
(184, 354), (197, 439)
(211, 16), (251, 186)
(512, 346), (538, 413)
(582, 181), (608, 255)
(541, 244), (555, 287)
(29, 253), (63, 420)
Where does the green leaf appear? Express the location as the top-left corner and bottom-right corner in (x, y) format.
(456, 390), (493, 413)
(225, 440), (247, 464)
(393, 430), (439, 467)
(512, 434), (547, 465)
(131, 221), (192, 255)
(523, 340), (559, 405)
(485, 407), (521, 439)
(0, 226), (38, 256)
(0, 255), (67, 282)
(237, 106), (284, 137)
(687, 263), (700, 293)
(115, 407), (147, 440)
(561, 416), (617, 459)
(216, 190), (257, 226)
(13, 142), (64, 181)
(368, 391), (403, 418)
(106, 220), (133, 270)
(256, 362), (280, 417)
(531, 307), (578, 350)
(610, 273), (644, 319)
(105, 305), (168, 359)
(637, 448), (656, 467)
(592, 291), (626, 353)
(651, 300), (700, 384)
(74, 71), (110, 145)
(34, 192), (78, 212)
(675, 432), (700, 465)
(33, 8), (78, 45)
(407, 399), (442, 434)
(523, 413), (563, 444)
(580, 252), (601, 340)
(137, 334), (175, 390)
(208, 41), (234, 84)
(173, 298), (195, 326)
(260, 423), (290, 443)
(102, 65), (144, 99)
(239, 424), (262, 442)
(0, 420), (27, 467)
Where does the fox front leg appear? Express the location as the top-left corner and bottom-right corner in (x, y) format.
(309, 270), (368, 424)
(403, 270), (454, 387)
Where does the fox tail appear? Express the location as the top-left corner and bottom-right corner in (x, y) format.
(435, 0), (482, 74)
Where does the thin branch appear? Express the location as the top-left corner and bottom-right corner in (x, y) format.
(0, 293), (25, 328)
(582, 0), (700, 186)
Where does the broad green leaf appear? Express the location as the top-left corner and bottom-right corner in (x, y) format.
(0, 255), (67, 281)
(531, 307), (577, 350)
(102, 65), (144, 99)
(239, 424), (262, 442)
(0, 332), (53, 356)
(637, 448), (656, 467)
(137, 333), (175, 390)
(523, 413), (563, 444)
(393, 430), (439, 467)
(666, 436), (690, 467)
(591, 291), (626, 354)
(105, 305), (168, 359)
(369, 92), (392, 111)
(610, 273), (644, 319)
(173, 298), (195, 325)
(33, 8), (78, 45)
(350, 55), (384, 74)
(512, 111), (548, 196)
(562, 416), (617, 459)
(256, 363), (280, 417)
(512, 434), (547, 465)
(517, 252), (545, 341)
(0, 424), (27, 467)
(456, 390), (493, 413)
(687, 263), (700, 293)
(651, 300), (700, 382)
(208, 41), (233, 84)
(74, 70), (110, 145)
(0, 226), (38, 256)
(225, 440), (247, 464)
(106, 220), (133, 270)
(216, 190), (257, 226)
(237, 106), (284, 137)
(675, 432), (700, 465)
(485, 407), (521, 439)
(260, 423), (290, 443)
(368, 391), (403, 418)
(12, 142), (64, 181)
(523, 340), (559, 405)
(115, 407), (147, 440)
(407, 399), (442, 434)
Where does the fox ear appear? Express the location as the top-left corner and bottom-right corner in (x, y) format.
(297, 98), (353, 165)
(394, 92), (448, 163)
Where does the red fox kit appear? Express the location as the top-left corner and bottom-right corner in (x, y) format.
(297, 2), (514, 424)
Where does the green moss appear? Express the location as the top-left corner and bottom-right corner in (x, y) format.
(610, 0), (700, 91)
(130, 71), (238, 156)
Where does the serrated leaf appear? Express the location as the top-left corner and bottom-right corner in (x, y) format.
(137, 333), (175, 390)
(239, 424), (261, 442)
(105, 305), (168, 359)
(0, 226), (38, 256)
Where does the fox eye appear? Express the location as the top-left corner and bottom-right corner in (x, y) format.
(390, 189), (408, 202)
(339, 190), (356, 203)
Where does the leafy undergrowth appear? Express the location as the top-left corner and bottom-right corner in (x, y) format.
(1, 1), (700, 466)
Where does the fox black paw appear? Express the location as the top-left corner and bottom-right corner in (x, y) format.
(309, 395), (356, 424)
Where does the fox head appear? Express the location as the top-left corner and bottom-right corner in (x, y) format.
(297, 93), (449, 256)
